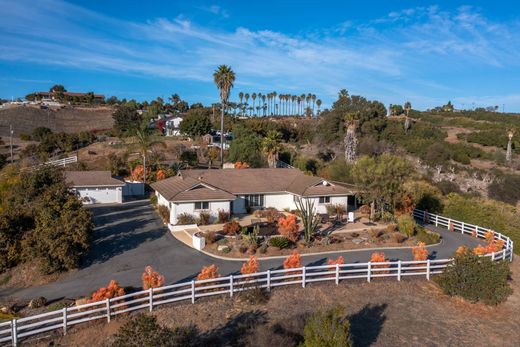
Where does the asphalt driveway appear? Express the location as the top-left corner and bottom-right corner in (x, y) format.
(0, 200), (483, 301)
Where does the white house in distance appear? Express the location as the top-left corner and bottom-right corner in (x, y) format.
(151, 168), (357, 225)
(65, 171), (125, 204)
(165, 116), (183, 136)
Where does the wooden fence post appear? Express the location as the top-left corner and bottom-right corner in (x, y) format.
(435, 215), (438, 226)
(63, 307), (67, 335)
(367, 263), (371, 283)
(426, 260), (431, 280)
(149, 288), (153, 312)
(11, 319), (17, 347)
(302, 267), (306, 288)
(397, 260), (401, 281)
(229, 275), (234, 297)
(335, 264), (340, 285)
(106, 299), (111, 323)
(191, 280), (195, 304)
(267, 270), (271, 291)
(461, 222), (465, 234)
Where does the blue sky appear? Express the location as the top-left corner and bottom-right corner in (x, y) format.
(1, 0), (520, 111)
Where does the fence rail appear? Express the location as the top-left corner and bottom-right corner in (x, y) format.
(43, 155), (78, 167)
(0, 209), (513, 346)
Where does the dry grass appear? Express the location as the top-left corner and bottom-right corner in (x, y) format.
(28, 259), (520, 346)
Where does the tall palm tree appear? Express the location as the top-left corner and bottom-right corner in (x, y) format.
(135, 126), (166, 184)
(300, 94), (305, 114)
(262, 94), (266, 116)
(213, 65), (236, 167)
(251, 93), (257, 116)
(238, 92), (244, 116)
(244, 93), (250, 116)
(297, 96), (302, 115)
(262, 130), (283, 168)
(311, 94), (316, 116)
(291, 95), (296, 115)
(316, 99), (322, 115)
(272, 92), (277, 115)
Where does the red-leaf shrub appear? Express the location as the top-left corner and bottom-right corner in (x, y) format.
(223, 220), (241, 235)
(142, 266), (165, 290)
(327, 256), (344, 266)
(240, 256), (259, 275)
(277, 214), (299, 242)
(370, 252), (390, 273)
(412, 242), (428, 261)
(197, 264), (220, 281)
(89, 280), (125, 303)
(283, 250), (302, 269)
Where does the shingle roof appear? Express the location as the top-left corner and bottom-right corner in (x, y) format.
(151, 168), (357, 202)
(65, 171), (125, 187)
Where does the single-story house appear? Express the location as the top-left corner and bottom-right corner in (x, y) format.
(165, 116), (183, 136)
(65, 171), (125, 204)
(151, 168), (357, 225)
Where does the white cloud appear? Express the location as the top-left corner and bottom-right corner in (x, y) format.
(0, 0), (519, 109)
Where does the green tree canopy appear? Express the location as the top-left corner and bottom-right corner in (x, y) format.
(179, 108), (212, 137)
(113, 105), (142, 137)
(228, 125), (265, 167)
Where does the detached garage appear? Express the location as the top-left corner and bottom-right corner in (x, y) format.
(65, 171), (125, 204)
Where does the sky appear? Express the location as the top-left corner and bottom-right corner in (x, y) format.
(1, 0), (520, 111)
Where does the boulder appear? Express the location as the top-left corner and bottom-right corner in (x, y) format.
(217, 245), (230, 253)
(28, 297), (47, 309)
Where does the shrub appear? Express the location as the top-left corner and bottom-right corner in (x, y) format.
(386, 223), (398, 233)
(325, 204), (336, 216)
(157, 205), (169, 223)
(149, 195), (158, 205)
(111, 314), (195, 347)
(412, 242), (428, 261)
(19, 133), (31, 141)
(415, 227), (441, 245)
(142, 266), (165, 290)
(370, 252), (390, 273)
(197, 211), (211, 226)
(237, 286), (270, 305)
(392, 232), (407, 243)
(269, 236), (289, 249)
(223, 220), (241, 235)
(89, 280), (125, 303)
(176, 213), (195, 225)
(258, 244), (268, 254)
(358, 204), (371, 215)
(204, 231), (219, 245)
(283, 250), (302, 269)
(196, 264), (220, 281)
(327, 256), (344, 266)
(277, 214), (300, 242)
(217, 209), (230, 223)
(434, 251), (512, 305)
(397, 214), (416, 237)
(240, 256), (259, 275)
(238, 244), (248, 254)
(301, 306), (352, 347)
(368, 228), (384, 239)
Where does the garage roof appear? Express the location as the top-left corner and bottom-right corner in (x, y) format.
(65, 171), (125, 187)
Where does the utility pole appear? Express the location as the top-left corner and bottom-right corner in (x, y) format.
(9, 124), (13, 163)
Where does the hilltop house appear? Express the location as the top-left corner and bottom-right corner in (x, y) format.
(151, 168), (357, 225)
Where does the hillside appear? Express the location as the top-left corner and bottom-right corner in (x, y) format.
(0, 105), (115, 137)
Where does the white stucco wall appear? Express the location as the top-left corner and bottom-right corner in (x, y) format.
(74, 186), (123, 204)
(264, 193), (296, 211)
(156, 192), (169, 207)
(171, 200), (231, 224)
(303, 196), (349, 214)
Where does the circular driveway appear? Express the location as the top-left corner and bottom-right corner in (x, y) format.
(0, 200), (483, 301)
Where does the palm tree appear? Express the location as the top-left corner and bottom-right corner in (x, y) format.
(213, 65), (236, 167)
(262, 130), (283, 168)
(135, 126), (166, 184)
(262, 94), (266, 116)
(311, 94), (316, 116)
(278, 94), (282, 116)
(244, 93), (250, 116)
(344, 114), (358, 163)
(316, 99), (322, 115)
(300, 94), (305, 114)
(291, 95), (296, 115)
(297, 96), (302, 115)
(272, 92), (277, 115)
(251, 93), (256, 117)
(238, 92), (244, 116)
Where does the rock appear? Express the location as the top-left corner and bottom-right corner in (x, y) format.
(352, 238), (363, 245)
(217, 245), (230, 253)
(1, 305), (15, 315)
(28, 297), (47, 309)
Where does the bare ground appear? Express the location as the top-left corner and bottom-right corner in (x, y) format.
(29, 260), (520, 347)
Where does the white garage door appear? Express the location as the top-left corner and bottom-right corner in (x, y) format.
(76, 186), (122, 204)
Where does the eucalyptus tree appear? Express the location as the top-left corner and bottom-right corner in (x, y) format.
(344, 114), (358, 163)
(213, 65), (236, 166)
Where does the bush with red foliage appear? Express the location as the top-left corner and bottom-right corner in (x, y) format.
(277, 214), (300, 242)
(142, 266), (165, 290)
(370, 252), (390, 273)
(412, 242), (428, 261)
(222, 220), (241, 235)
(197, 264), (220, 281)
(89, 280), (125, 303)
(240, 256), (259, 275)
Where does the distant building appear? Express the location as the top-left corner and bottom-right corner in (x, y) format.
(32, 91), (105, 102)
(165, 116), (183, 136)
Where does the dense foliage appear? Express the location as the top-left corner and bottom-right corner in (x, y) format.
(0, 165), (93, 273)
(301, 306), (352, 347)
(434, 251), (512, 305)
(228, 125), (265, 167)
(178, 108), (212, 137)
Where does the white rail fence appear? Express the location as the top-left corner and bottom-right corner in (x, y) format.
(43, 155), (78, 168)
(0, 209), (514, 346)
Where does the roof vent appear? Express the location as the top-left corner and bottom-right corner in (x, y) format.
(198, 176), (203, 180)
(322, 180), (329, 186)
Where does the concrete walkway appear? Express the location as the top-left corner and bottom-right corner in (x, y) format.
(0, 201), (484, 302)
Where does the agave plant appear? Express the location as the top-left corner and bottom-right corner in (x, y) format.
(295, 197), (321, 244)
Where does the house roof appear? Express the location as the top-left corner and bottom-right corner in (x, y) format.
(65, 171), (125, 187)
(151, 168), (356, 202)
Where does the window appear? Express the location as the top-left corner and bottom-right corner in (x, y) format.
(194, 201), (209, 210)
(245, 194), (264, 208)
(318, 196), (330, 204)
